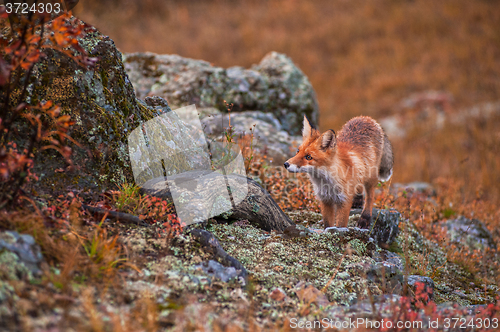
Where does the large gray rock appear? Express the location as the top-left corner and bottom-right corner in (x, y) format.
(12, 20), (153, 191)
(12, 19), (207, 192)
(123, 51), (319, 135)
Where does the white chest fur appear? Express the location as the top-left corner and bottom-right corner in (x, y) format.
(307, 168), (347, 205)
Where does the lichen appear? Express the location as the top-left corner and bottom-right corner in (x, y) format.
(0, 251), (33, 282)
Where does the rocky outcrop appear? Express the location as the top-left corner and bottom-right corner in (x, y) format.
(18, 21), (154, 191)
(12, 19), (211, 193)
(380, 90), (500, 139)
(123, 51), (319, 135)
(13, 19), (319, 191)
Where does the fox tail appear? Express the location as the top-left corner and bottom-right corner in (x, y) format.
(379, 132), (394, 182)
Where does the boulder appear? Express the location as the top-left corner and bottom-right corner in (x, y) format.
(14, 19), (207, 192)
(16, 20), (150, 191)
(122, 51), (319, 135)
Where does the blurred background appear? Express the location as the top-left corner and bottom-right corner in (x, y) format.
(75, 0), (500, 202)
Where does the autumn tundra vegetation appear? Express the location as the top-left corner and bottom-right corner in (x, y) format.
(0, 0), (499, 331)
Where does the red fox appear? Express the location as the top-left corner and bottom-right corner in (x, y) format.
(284, 116), (393, 229)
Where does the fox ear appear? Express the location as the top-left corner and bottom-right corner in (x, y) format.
(302, 115), (312, 139)
(320, 130), (336, 150)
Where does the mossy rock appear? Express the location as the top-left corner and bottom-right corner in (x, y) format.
(10, 19), (206, 192)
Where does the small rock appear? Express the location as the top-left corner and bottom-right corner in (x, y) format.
(350, 208), (401, 247)
(366, 259), (404, 295)
(144, 96), (173, 113)
(336, 272), (350, 280)
(443, 216), (496, 251)
(372, 250), (405, 271)
(407, 275), (435, 300)
(194, 260), (238, 282)
(325, 226), (370, 241)
(282, 224), (313, 239)
(0, 231), (44, 275)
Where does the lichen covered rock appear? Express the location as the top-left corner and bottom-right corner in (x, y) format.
(0, 231), (43, 276)
(13, 19), (213, 193)
(443, 216), (496, 251)
(350, 209), (401, 247)
(25, 22), (160, 191)
(123, 51), (319, 135)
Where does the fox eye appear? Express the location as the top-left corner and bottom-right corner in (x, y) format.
(296, 148), (299, 155)
(305, 154), (313, 160)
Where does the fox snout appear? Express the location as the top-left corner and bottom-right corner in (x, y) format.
(284, 160), (301, 173)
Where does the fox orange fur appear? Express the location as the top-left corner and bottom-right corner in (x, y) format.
(284, 116), (393, 229)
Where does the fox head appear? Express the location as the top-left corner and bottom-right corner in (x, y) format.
(284, 116), (336, 173)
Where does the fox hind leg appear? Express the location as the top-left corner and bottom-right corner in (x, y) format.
(351, 193), (364, 209)
(357, 180), (376, 229)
